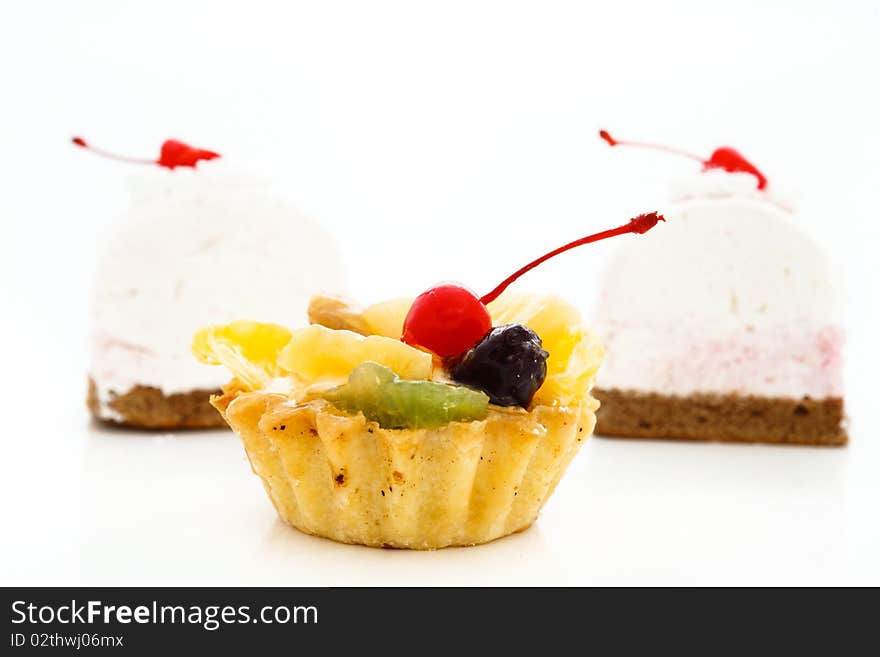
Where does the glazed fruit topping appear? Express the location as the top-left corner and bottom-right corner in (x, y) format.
(323, 361), (489, 429)
(71, 136), (220, 169)
(599, 129), (767, 189)
(192, 321), (433, 391)
(449, 324), (548, 407)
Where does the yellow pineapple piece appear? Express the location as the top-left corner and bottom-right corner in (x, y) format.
(362, 297), (414, 339)
(278, 324), (432, 383)
(192, 321), (292, 390)
(534, 329), (604, 405)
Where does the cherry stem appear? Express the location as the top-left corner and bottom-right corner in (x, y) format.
(480, 212), (665, 305)
(599, 129), (705, 163)
(71, 136), (156, 165)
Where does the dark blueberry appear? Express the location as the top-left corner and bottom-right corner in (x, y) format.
(449, 324), (548, 408)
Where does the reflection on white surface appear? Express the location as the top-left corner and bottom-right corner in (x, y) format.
(67, 417), (875, 586)
(79, 423), (561, 586)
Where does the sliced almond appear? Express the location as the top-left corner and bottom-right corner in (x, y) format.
(307, 294), (371, 335)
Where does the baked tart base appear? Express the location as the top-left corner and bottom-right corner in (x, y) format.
(213, 388), (597, 549)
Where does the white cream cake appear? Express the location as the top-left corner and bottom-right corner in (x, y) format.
(88, 162), (344, 428)
(593, 171), (846, 445)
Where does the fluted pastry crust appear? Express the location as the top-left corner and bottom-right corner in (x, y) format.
(213, 389), (597, 549)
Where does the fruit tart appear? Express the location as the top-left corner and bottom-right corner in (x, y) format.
(192, 212), (663, 549)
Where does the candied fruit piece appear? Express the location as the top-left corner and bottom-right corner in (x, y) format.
(323, 362), (489, 429)
(278, 324), (432, 383)
(192, 321), (292, 390)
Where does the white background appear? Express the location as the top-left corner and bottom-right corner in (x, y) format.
(2, 0), (878, 585)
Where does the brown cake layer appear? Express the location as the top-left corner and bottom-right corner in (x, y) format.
(593, 388), (847, 446)
(87, 378), (226, 430)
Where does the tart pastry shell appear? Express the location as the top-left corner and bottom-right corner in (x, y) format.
(213, 387), (597, 549)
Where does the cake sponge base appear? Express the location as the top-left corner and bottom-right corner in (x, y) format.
(594, 388), (846, 446)
(87, 378), (226, 430)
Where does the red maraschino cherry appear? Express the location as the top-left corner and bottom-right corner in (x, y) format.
(402, 284), (492, 360)
(599, 129), (767, 190)
(402, 212), (665, 358)
(71, 136), (220, 169)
